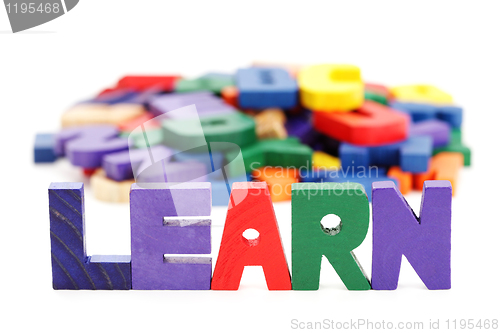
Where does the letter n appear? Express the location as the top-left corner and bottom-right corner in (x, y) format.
(371, 180), (451, 290)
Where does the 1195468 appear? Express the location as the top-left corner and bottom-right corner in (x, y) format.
(5, 2), (61, 14)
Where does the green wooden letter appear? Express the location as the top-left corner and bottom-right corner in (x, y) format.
(291, 182), (371, 290)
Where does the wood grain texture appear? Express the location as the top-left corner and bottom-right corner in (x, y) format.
(49, 182), (131, 290)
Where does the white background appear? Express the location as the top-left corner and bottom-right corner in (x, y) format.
(1, 1), (499, 332)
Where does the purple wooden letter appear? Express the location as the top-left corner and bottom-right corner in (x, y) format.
(410, 119), (451, 148)
(371, 180), (452, 290)
(150, 92), (235, 119)
(130, 182), (212, 290)
(55, 125), (128, 168)
(103, 145), (173, 181)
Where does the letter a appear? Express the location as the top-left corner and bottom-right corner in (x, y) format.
(211, 182), (291, 290)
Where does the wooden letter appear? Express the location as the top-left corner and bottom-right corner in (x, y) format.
(371, 180), (452, 290)
(211, 182), (291, 290)
(291, 182), (371, 290)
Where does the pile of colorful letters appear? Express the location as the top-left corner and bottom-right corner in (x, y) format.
(34, 63), (471, 205)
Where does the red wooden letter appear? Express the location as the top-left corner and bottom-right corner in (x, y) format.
(313, 100), (410, 145)
(211, 182), (291, 290)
